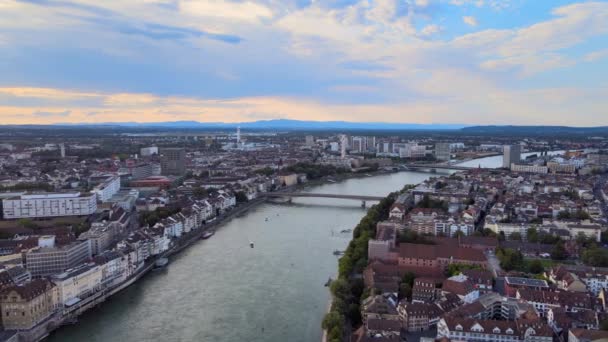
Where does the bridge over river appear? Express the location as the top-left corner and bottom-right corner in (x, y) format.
(401, 163), (477, 171)
(260, 192), (384, 207)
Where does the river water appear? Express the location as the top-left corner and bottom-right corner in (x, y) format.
(46, 170), (446, 342)
(47, 150), (561, 342)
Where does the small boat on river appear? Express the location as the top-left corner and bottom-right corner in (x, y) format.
(153, 257), (169, 270)
(201, 230), (215, 240)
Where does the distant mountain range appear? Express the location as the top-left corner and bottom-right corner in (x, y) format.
(52, 119), (466, 130)
(461, 125), (608, 135)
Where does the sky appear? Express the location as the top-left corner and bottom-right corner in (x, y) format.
(0, 0), (607, 126)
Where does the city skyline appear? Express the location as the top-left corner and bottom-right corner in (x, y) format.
(1, 0), (608, 126)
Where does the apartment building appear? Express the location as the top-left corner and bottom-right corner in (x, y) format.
(0, 279), (58, 330)
(2, 192), (97, 219)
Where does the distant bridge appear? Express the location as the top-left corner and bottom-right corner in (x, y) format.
(401, 164), (476, 172)
(261, 192), (384, 207)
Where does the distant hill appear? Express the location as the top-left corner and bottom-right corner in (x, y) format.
(52, 119), (466, 131)
(461, 125), (608, 135)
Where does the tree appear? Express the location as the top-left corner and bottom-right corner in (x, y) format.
(235, 191), (248, 203)
(582, 247), (608, 267)
(550, 241), (568, 260)
(193, 187), (207, 198)
(527, 227), (539, 243)
(576, 232), (592, 247)
(527, 259), (544, 274)
(446, 263), (482, 277)
(322, 311), (344, 333)
(509, 232), (522, 241)
(401, 272), (416, 287)
(398, 283), (412, 300)
(601, 318), (608, 331)
(496, 248), (524, 271)
(17, 218), (38, 230)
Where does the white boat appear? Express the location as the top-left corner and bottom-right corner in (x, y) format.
(153, 257), (169, 270)
(201, 230), (215, 240)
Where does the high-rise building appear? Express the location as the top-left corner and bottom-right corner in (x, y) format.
(59, 143), (66, 158)
(503, 145), (521, 168)
(305, 135), (314, 146)
(435, 143), (451, 162)
(340, 135), (347, 159)
(160, 148), (186, 176)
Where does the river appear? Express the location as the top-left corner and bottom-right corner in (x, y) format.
(46, 170), (448, 342)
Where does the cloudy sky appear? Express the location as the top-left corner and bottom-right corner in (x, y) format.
(1, 0), (607, 126)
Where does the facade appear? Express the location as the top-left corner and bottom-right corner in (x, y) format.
(435, 143), (451, 162)
(510, 164), (549, 174)
(78, 221), (117, 256)
(399, 143), (427, 158)
(437, 317), (553, 342)
(140, 146), (158, 157)
(91, 175), (121, 202)
(2, 192), (97, 219)
(503, 145), (522, 168)
(160, 148), (186, 176)
(130, 176), (173, 189)
(0, 279), (57, 330)
(398, 302), (441, 332)
(51, 263), (103, 307)
(130, 163), (156, 180)
(396, 243), (487, 272)
(25, 239), (92, 278)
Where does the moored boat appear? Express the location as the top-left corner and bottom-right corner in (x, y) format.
(201, 230), (215, 239)
(153, 257), (169, 270)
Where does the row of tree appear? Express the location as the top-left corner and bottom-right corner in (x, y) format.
(322, 192), (397, 342)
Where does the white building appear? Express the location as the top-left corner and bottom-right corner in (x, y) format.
(51, 263), (103, 307)
(140, 146), (159, 157)
(2, 192), (97, 219)
(488, 222), (528, 239)
(399, 143), (427, 158)
(92, 175), (121, 202)
(510, 164), (549, 174)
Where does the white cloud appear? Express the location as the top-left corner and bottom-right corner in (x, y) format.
(463, 16), (478, 27)
(420, 24), (441, 36)
(584, 49), (608, 62)
(450, 0), (485, 7)
(179, 0), (274, 22)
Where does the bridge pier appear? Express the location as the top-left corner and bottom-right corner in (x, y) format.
(361, 200), (366, 208)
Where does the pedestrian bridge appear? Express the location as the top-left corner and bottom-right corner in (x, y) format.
(261, 192), (384, 207)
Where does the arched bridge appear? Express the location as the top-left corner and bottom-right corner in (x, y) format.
(261, 192), (384, 207)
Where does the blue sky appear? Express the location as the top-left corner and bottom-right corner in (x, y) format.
(0, 0), (607, 125)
